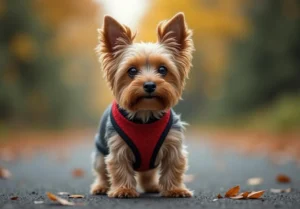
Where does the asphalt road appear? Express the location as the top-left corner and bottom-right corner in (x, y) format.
(1, 134), (300, 209)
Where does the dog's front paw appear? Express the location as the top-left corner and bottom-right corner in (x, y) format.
(108, 188), (140, 198)
(90, 183), (109, 195)
(161, 188), (193, 198)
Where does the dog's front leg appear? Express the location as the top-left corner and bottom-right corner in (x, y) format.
(159, 130), (193, 198)
(105, 135), (139, 198)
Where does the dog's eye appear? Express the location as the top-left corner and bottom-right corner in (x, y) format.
(128, 67), (138, 78)
(158, 66), (168, 76)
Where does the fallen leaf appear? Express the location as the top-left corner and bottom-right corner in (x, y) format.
(72, 168), (84, 178)
(248, 190), (265, 199)
(225, 185), (240, 197)
(58, 192), (70, 195)
(247, 177), (263, 186)
(34, 200), (44, 204)
(10, 196), (18, 200)
(183, 174), (195, 183)
(230, 195), (244, 199)
(68, 194), (84, 198)
(0, 167), (11, 179)
(240, 191), (250, 198)
(270, 188), (291, 193)
(217, 194), (223, 199)
(285, 188), (292, 193)
(47, 192), (74, 206)
(276, 174), (291, 183)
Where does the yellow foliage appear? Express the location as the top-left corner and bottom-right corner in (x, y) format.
(33, 0), (112, 114)
(0, 0), (6, 18)
(9, 33), (37, 62)
(27, 90), (49, 118)
(138, 0), (250, 98)
(2, 63), (19, 85)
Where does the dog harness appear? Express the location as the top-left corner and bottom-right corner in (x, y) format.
(95, 101), (173, 171)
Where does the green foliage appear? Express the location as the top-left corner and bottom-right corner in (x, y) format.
(247, 94), (300, 132)
(0, 0), (91, 128)
(214, 0), (300, 130)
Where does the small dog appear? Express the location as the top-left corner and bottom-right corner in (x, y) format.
(90, 12), (194, 198)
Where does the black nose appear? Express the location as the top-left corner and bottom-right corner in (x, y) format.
(143, 82), (156, 93)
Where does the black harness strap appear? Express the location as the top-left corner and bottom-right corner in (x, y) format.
(110, 110), (142, 170)
(149, 111), (173, 169)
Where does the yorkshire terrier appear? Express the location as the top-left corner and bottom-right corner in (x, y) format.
(90, 12), (194, 198)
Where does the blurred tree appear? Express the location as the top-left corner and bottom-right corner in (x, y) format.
(138, 0), (249, 120)
(0, 0), (103, 128)
(218, 0), (300, 119)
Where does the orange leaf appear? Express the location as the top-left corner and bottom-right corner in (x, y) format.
(225, 185), (240, 197)
(217, 194), (223, 199)
(72, 168), (84, 178)
(276, 174), (291, 183)
(0, 167), (11, 179)
(248, 190), (265, 199)
(240, 191), (250, 199)
(69, 194), (84, 198)
(46, 192), (74, 206)
(230, 195), (244, 199)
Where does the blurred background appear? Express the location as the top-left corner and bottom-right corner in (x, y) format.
(0, 0), (299, 135)
(0, 1), (300, 205)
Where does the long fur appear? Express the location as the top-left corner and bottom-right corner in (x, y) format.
(91, 13), (194, 198)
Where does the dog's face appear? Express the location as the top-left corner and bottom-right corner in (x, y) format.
(97, 13), (194, 112)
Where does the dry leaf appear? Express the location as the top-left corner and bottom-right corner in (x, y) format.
(230, 192), (250, 199)
(276, 174), (291, 183)
(248, 190), (265, 199)
(230, 195), (243, 199)
(183, 174), (195, 183)
(0, 167), (11, 179)
(247, 177), (263, 186)
(270, 188), (291, 193)
(58, 192), (70, 195)
(72, 168), (84, 178)
(217, 194), (223, 199)
(10, 196), (18, 200)
(34, 201), (44, 204)
(47, 192), (74, 206)
(284, 188), (292, 193)
(225, 185), (240, 197)
(241, 191), (250, 198)
(68, 194), (84, 198)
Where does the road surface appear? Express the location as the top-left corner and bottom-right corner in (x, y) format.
(1, 134), (299, 209)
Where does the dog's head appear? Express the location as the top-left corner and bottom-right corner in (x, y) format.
(97, 13), (194, 113)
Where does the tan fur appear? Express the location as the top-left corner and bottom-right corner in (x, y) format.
(90, 154), (109, 194)
(91, 12), (194, 198)
(137, 168), (160, 193)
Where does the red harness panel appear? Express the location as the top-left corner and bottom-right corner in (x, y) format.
(111, 101), (172, 171)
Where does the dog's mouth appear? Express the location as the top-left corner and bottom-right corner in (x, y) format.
(133, 95), (164, 105)
(128, 94), (167, 111)
(143, 95), (157, 99)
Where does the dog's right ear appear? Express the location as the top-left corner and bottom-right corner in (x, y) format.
(98, 16), (135, 54)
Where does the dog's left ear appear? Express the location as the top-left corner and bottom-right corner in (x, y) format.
(98, 16), (135, 54)
(157, 12), (193, 53)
